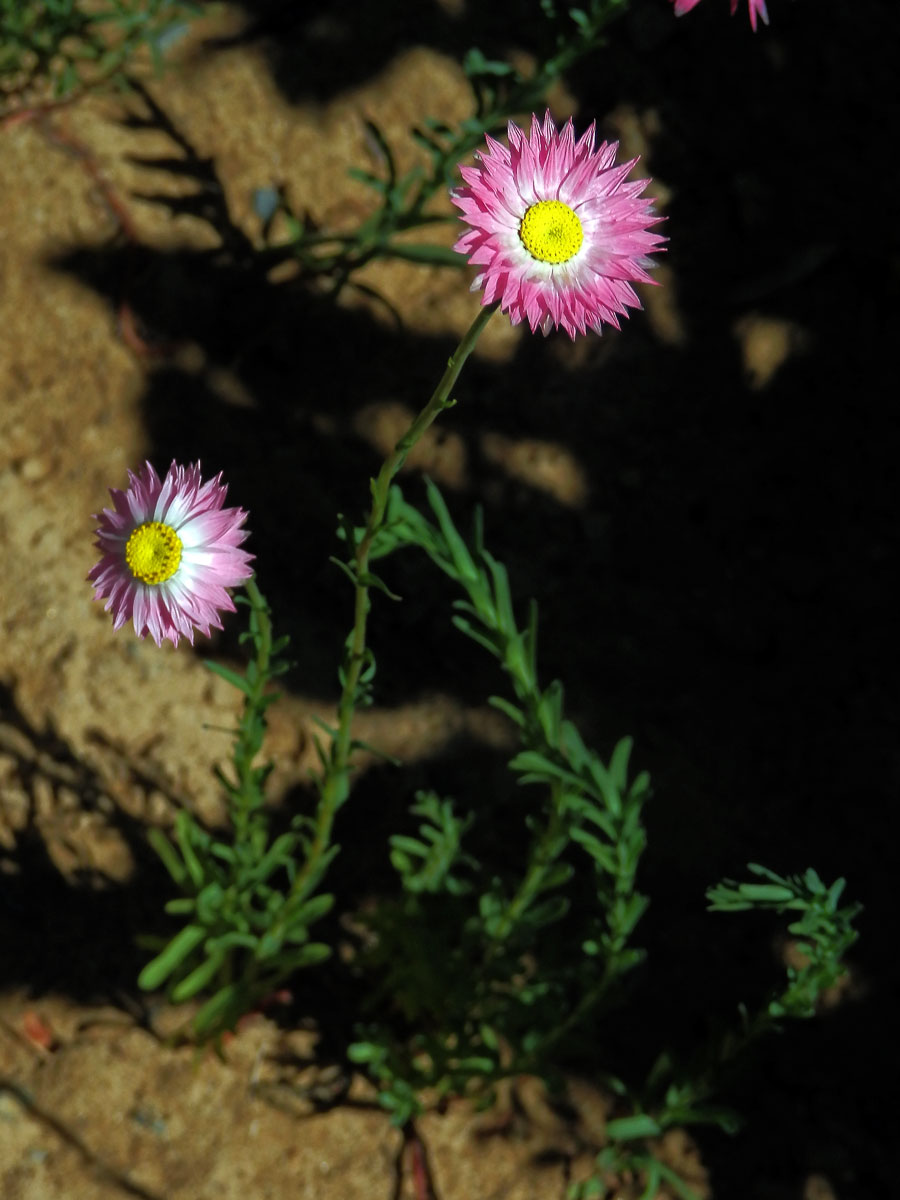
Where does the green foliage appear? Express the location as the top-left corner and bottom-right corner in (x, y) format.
(707, 862), (861, 1021)
(140, 500), (861, 1197)
(569, 1144), (705, 1200)
(344, 480), (654, 1119)
(387, 480), (651, 963)
(571, 863), (863, 1192)
(255, 0), (631, 296)
(138, 578), (333, 1040)
(637, 863), (859, 1139)
(389, 790), (476, 896)
(331, 482), (861, 1200)
(0, 0), (201, 107)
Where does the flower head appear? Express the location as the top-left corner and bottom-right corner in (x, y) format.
(673, 0), (770, 31)
(89, 460), (253, 647)
(451, 111), (664, 339)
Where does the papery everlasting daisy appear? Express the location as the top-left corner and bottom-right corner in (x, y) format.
(673, 0), (770, 32)
(451, 111), (664, 339)
(88, 460), (253, 647)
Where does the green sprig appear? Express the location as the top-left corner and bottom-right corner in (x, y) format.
(138, 577), (334, 1040)
(255, 0), (631, 295)
(0, 0), (201, 111)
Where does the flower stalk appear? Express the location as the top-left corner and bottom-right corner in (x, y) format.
(291, 302), (498, 900)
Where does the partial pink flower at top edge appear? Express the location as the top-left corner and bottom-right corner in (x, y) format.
(88, 460), (254, 648)
(673, 0), (770, 31)
(451, 111), (665, 340)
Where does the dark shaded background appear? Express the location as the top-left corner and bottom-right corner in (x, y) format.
(3, 0), (897, 1196)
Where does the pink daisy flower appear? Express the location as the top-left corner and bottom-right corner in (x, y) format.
(88, 460), (253, 648)
(673, 0), (770, 32)
(451, 111), (664, 339)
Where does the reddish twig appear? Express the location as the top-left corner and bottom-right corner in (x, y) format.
(406, 1121), (438, 1200)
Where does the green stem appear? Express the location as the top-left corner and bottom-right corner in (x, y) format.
(229, 575), (272, 842)
(293, 302), (498, 898)
(490, 778), (566, 943)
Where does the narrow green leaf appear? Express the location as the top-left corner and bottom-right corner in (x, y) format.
(803, 867), (825, 895)
(825, 877), (846, 910)
(605, 1114), (662, 1140)
(170, 948), (226, 1002)
(249, 832), (298, 884)
(488, 694), (525, 727)
(570, 827), (617, 874)
(676, 1104), (744, 1135)
(147, 827), (187, 886)
(654, 1159), (706, 1200)
(588, 757), (620, 814)
(206, 931), (259, 954)
(509, 750), (585, 795)
(329, 555), (359, 587)
(424, 479), (478, 581)
(738, 883), (796, 903)
(566, 797), (617, 840)
(358, 569), (402, 601)
(608, 736), (634, 791)
(636, 1158), (662, 1200)
(537, 681), (564, 743)
(484, 551), (515, 633)
(289, 892), (334, 928)
(451, 614), (501, 658)
(479, 1024), (499, 1051)
(274, 942), (331, 969)
(391, 835), (428, 857)
(363, 118), (397, 188)
(454, 1056), (495, 1074)
(174, 811), (206, 889)
(379, 243), (465, 267)
(347, 166), (387, 193)
(536, 861), (574, 892)
(347, 1041), (383, 1064)
(138, 923), (205, 991)
(204, 659), (252, 695)
(523, 894), (569, 928)
(747, 862), (788, 885)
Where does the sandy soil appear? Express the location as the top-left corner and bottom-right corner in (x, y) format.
(1, 1), (897, 1197)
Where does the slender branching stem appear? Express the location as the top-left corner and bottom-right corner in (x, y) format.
(291, 303), (498, 898)
(235, 579), (271, 755)
(489, 778), (566, 943)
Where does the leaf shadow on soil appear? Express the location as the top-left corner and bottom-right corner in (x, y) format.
(27, 0), (900, 1194)
(202, 0), (581, 104)
(0, 681), (185, 1007)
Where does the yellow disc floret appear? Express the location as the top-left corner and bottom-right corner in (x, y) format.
(125, 522), (183, 585)
(519, 199), (584, 264)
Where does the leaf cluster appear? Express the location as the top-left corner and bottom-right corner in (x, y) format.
(707, 862), (861, 1021)
(575, 864), (864, 1183)
(334, 484), (861, 1200)
(389, 480), (650, 954)
(137, 501), (862, 1200)
(344, 481), (654, 1118)
(138, 581), (333, 1040)
(0, 0), (200, 106)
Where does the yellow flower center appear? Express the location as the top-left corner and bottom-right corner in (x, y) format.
(125, 522), (182, 585)
(519, 200), (584, 264)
